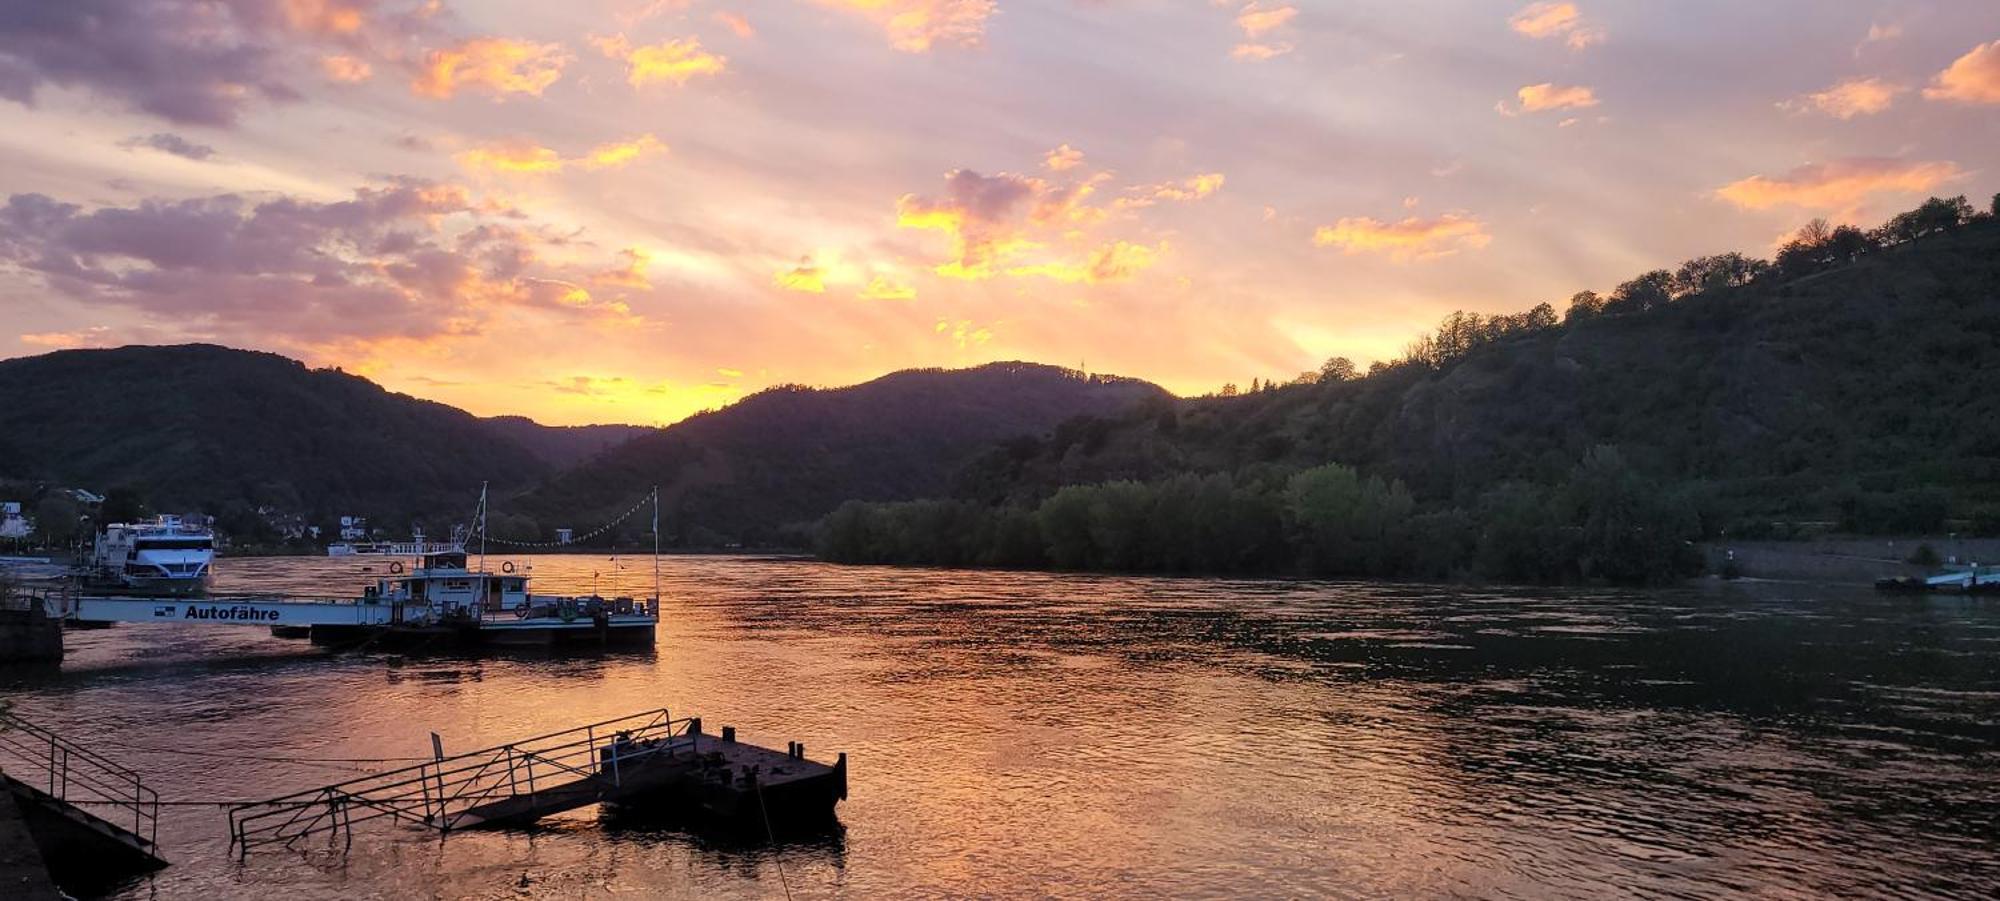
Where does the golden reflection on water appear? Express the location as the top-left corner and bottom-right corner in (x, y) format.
(4, 555), (1996, 898)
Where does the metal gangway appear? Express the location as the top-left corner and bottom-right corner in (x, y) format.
(0, 707), (162, 855)
(228, 708), (702, 852)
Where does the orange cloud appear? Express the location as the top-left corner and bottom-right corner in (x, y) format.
(1508, 2), (1603, 49)
(1499, 82), (1598, 114)
(320, 54), (373, 83)
(774, 258), (826, 293)
(714, 11), (756, 38)
(820, 0), (995, 53)
(1787, 77), (1903, 118)
(1232, 43), (1292, 61)
(1313, 213), (1492, 261)
(580, 134), (666, 169)
(456, 139), (565, 174)
(1007, 241), (1161, 284)
(592, 34), (728, 86)
(1045, 144), (1084, 171)
(456, 134), (666, 175)
(1116, 173), (1225, 209)
(859, 275), (917, 300)
(897, 169), (1042, 278)
(18, 327), (111, 349)
(1236, 3), (1297, 37)
(412, 38), (568, 99)
(1715, 158), (1966, 211)
(1229, 2), (1297, 61)
(1924, 40), (2000, 104)
(594, 248), (653, 289)
(282, 0), (366, 36)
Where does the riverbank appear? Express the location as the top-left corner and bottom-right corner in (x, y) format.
(1706, 537), (2000, 584)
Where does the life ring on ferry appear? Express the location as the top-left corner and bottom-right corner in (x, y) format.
(389, 561), (405, 574)
(501, 561), (516, 574)
(515, 602), (532, 619)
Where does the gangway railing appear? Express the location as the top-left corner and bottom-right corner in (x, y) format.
(0, 707), (160, 849)
(228, 708), (698, 852)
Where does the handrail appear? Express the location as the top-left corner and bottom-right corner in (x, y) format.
(229, 708), (695, 852)
(0, 709), (159, 850)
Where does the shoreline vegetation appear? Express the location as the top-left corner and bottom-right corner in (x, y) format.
(816, 194), (2000, 586)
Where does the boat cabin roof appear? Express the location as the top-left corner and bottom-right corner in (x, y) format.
(417, 550), (469, 571)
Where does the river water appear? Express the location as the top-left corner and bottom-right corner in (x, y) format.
(4, 555), (1997, 899)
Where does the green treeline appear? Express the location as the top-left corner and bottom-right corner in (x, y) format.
(817, 447), (1702, 585)
(817, 192), (2000, 584)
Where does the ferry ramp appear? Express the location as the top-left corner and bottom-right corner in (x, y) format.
(228, 708), (700, 850)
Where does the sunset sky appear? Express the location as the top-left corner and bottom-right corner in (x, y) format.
(2, 1), (1997, 425)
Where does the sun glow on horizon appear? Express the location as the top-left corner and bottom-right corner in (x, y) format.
(0, 1), (1995, 426)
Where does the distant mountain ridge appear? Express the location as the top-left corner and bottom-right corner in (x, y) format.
(478, 416), (654, 469)
(0, 346), (1169, 545)
(510, 363), (1171, 544)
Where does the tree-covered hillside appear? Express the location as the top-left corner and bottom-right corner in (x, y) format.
(822, 193), (2000, 583)
(0, 344), (553, 527)
(510, 363), (1169, 545)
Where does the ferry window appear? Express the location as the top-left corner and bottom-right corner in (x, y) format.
(135, 540), (212, 550)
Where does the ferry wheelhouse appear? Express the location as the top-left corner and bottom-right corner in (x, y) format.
(354, 550), (659, 646)
(86, 515), (214, 595)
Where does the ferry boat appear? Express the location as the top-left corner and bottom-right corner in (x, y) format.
(323, 549), (659, 646)
(327, 526), (465, 557)
(81, 515), (214, 595)
(53, 485), (664, 649)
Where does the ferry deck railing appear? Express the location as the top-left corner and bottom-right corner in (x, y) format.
(228, 707), (697, 852)
(0, 707), (160, 850)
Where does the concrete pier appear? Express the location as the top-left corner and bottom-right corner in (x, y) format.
(0, 790), (60, 901)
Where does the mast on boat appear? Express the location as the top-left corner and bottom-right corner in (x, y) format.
(476, 481), (489, 575)
(652, 485), (661, 606)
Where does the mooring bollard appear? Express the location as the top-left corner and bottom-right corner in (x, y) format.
(721, 725), (735, 743)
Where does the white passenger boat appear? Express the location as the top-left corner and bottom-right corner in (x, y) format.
(82, 515), (214, 595)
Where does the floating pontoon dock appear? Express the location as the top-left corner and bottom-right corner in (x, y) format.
(229, 708), (846, 851)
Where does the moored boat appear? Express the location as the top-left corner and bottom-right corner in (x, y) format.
(79, 515), (213, 596)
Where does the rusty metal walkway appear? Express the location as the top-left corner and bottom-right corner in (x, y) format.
(227, 708), (704, 851)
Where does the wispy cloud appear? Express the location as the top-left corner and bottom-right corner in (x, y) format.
(1715, 158), (1966, 212)
(1229, 2), (1297, 61)
(1784, 77), (1904, 119)
(412, 37), (569, 99)
(321, 54), (374, 83)
(817, 0), (995, 53)
(592, 34), (727, 87)
(1313, 213), (1491, 261)
(1498, 82), (1599, 115)
(1508, 2), (1603, 50)
(1924, 40), (2000, 105)
(1045, 144), (1085, 172)
(774, 258), (826, 293)
(714, 11), (756, 39)
(455, 134), (665, 175)
(119, 133), (217, 161)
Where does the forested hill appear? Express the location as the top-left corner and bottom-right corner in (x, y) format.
(510, 363), (1169, 545)
(0, 344), (565, 525)
(824, 194), (2000, 583)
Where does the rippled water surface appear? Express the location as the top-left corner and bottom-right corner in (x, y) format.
(6, 555), (1998, 899)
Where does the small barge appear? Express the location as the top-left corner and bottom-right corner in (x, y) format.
(1876, 564), (2000, 594)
